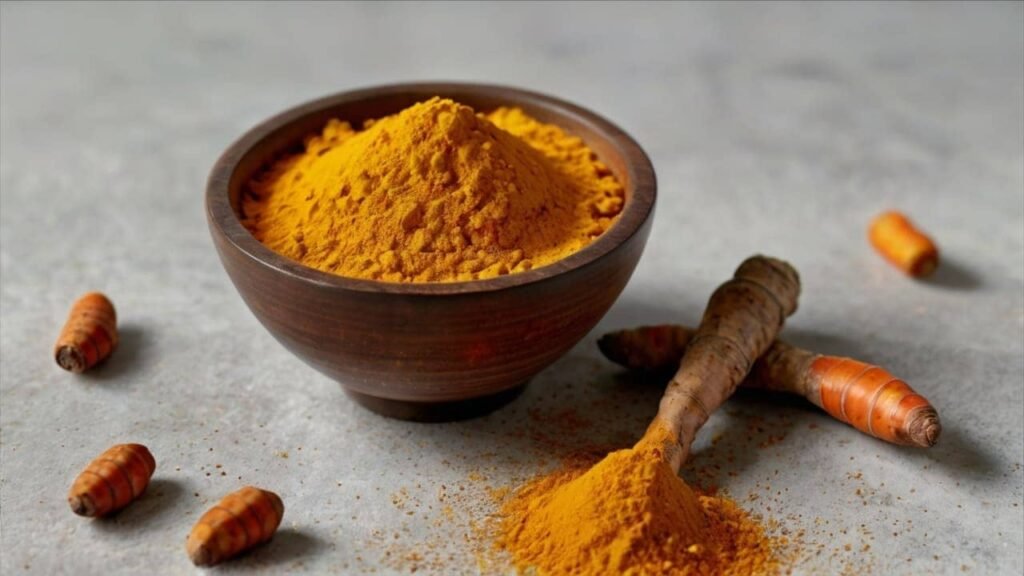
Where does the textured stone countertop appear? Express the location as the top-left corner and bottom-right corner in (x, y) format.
(1, 2), (1021, 575)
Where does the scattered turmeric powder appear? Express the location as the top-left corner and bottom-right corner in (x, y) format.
(68, 443), (155, 517)
(599, 324), (941, 447)
(498, 256), (800, 575)
(868, 211), (939, 277)
(53, 292), (117, 373)
(242, 97), (624, 282)
(186, 486), (284, 566)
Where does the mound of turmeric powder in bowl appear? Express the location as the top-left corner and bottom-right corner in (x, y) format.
(241, 97), (625, 283)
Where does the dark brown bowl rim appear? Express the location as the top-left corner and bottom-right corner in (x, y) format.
(207, 82), (656, 295)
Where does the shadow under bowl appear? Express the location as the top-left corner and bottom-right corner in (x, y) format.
(207, 82), (656, 421)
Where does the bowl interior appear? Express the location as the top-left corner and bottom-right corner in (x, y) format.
(210, 82), (655, 295)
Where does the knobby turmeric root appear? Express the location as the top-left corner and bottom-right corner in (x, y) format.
(599, 324), (941, 447)
(54, 292), (118, 373)
(644, 255), (801, 473)
(68, 444), (156, 517)
(869, 211), (939, 277)
(186, 486), (284, 566)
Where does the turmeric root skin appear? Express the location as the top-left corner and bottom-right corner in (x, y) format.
(647, 256), (801, 473)
(54, 292), (118, 373)
(599, 325), (941, 448)
(67, 444), (156, 517)
(812, 356), (941, 448)
(186, 486), (284, 566)
(868, 211), (939, 277)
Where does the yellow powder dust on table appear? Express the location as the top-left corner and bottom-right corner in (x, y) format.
(496, 432), (779, 576)
(242, 97), (625, 283)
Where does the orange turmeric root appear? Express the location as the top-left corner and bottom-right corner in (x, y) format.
(186, 486), (284, 566)
(644, 255), (801, 473)
(68, 444), (156, 517)
(599, 324), (941, 447)
(869, 211), (939, 277)
(54, 292), (118, 373)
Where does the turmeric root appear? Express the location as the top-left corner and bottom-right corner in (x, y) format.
(645, 255), (800, 473)
(598, 324), (941, 448)
(54, 292), (118, 373)
(186, 486), (284, 566)
(68, 444), (156, 517)
(869, 211), (939, 277)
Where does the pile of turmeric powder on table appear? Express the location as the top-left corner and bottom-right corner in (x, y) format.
(498, 425), (778, 576)
(242, 97), (625, 282)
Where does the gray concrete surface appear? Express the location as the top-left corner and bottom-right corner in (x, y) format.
(2, 2), (1022, 574)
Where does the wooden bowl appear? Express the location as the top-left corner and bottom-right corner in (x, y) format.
(207, 83), (656, 421)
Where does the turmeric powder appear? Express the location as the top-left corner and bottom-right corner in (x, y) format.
(242, 97), (624, 282)
(599, 324), (942, 447)
(499, 424), (779, 575)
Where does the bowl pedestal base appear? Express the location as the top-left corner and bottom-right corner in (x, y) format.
(343, 384), (527, 422)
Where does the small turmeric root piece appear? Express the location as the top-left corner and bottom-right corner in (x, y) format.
(599, 324), (942, 447)
(644, 255), (801, 473)
(869, 211), (939, 277)
(54, 292), (118, 373)
(186, 486), (284, 566)
(68, 444), (156, 517)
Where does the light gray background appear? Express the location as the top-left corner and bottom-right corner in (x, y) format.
(2, 2), (1022, 574)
